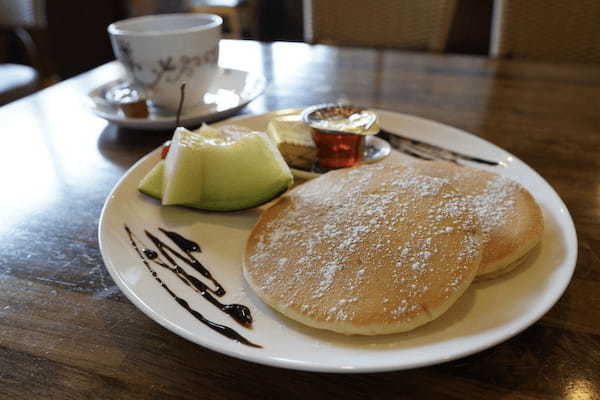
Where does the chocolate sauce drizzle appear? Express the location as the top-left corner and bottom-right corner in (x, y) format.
(159, 228), (201, 252)
(124, 225), (261, 348)
(144, 230), (252, 326)
(145, 228), (225, 296)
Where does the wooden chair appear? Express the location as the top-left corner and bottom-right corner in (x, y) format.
(303, 0), (458, 51)
(0, 0), (46, 106)
(491, 0), (600, 63)
(187, 0), (257, 39)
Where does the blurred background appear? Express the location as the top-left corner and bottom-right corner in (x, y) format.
(1, 0), (599, 106)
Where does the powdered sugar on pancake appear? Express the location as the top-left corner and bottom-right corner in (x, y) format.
(410, 160), (544, 278)
(244, 163), (483, 334)
(465, 173), (518, 236)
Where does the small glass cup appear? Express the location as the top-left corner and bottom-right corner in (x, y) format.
(301, 104), (379, 169)
(105, 81), (149, 118)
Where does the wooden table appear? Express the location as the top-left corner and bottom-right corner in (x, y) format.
(1, 39), (598, 399)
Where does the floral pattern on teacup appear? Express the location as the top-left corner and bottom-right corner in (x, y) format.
(116, 39), (142, 72)
(116, 38), (218, 89)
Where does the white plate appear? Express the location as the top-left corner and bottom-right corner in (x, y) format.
(98, 109), (577, 373)
(88, 68), (266, 130)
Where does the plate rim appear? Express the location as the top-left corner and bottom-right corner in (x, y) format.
(98, 109), (578, 373)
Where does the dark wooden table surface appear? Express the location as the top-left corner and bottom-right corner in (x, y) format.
(1, 39), (599, 399)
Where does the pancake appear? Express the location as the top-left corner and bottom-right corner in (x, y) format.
(244, 163), (483, 335)
(406, 160), (544, 280)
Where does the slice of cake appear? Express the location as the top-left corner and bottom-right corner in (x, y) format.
(267, 115), (318, 170)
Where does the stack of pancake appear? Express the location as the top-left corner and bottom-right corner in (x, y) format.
(243, 157), (544, 335)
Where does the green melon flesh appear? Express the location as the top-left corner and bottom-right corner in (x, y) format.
(138, 126), (293, 211)
(138, 160), (165, 200)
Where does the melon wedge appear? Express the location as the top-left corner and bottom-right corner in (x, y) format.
(138, 160), (165, 199)
(138, 125), (293, 211)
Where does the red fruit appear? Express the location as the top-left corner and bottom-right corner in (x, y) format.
(161, 141), (171, 159)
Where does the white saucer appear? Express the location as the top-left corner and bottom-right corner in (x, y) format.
(88, 68), (266, 130)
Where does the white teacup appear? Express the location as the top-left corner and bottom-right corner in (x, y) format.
(108, 13), (222, 113)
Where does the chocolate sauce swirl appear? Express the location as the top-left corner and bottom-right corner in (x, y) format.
(158, 228), (201, 252)
(124, 225), (261, 348)
(144, 230), (252, 326)
(144, 228), (225, 296)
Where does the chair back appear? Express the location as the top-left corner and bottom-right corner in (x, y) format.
(0, 0), (47, 29)
(303, 0), (457, 51)
(491, 0), (600, 63)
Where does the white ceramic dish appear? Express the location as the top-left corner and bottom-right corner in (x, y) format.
(88, 68), (266, 130)
(98, 109), (577, 373)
